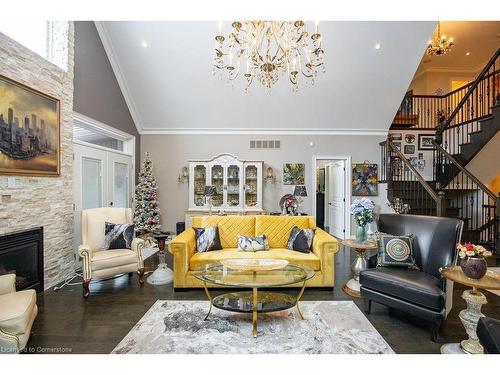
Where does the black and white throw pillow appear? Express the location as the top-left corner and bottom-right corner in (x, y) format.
(376, 232), (419, 269)
(237, 235), (269, 252)
(287, 226), (315, 253)
(194, 226), (222, 252)
(102, 222), (135, 250)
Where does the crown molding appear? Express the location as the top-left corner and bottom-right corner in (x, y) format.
(94, 21), (144, 134)
(413, 62), (484, 82)
(140, 128), (389, 136)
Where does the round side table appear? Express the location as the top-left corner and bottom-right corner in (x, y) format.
(146, 233), (174, 285)
(440, 265), (500, 354)
(341, 239), (377, 298)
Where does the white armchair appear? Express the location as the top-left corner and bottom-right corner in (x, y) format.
(79, 207), (145, 298)
(0, 274), (38, 354)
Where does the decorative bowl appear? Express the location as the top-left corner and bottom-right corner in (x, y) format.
(221, 258), (289, 271)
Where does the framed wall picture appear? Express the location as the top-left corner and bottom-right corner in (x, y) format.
(404, 134), (415, 143)
(404, 145), (415, 154)
(283, 163), (305, 185)
(418, 134), (436, 150)
(390, 132), (402, 141)
(393, 142), (402, 151)
(0, 75), (60, 176)
(352, 163), (378, 196)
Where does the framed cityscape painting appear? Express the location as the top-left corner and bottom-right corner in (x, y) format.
(283, 163), (305, 185)
(352, 163), (378, 196)
(0, 75), (60, 176)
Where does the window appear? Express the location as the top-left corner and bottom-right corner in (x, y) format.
(0, 21), (69, 71)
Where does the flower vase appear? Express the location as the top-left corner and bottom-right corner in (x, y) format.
(356, 224), (367, 243)
(460, 257), (487, 279)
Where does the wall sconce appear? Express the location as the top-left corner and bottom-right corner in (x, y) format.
(264, 166), (276, 184)
(178, 166), (189, 183)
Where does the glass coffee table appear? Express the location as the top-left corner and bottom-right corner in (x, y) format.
(193, 262), (315, 338)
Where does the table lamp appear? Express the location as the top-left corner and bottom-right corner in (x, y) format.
(204, 185), (217, 215)
(293, 185), (307, 215)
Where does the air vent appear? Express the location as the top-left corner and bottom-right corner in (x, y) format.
(250, 140), (281, 149)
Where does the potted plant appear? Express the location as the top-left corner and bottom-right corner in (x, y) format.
(457, 243), (492, 279)
(349, 198), (375, 243)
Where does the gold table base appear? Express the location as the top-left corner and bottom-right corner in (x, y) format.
(202, 281), (306, 338)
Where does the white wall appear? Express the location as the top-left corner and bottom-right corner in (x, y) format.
(409, 70), (476, 95)
(141, 133), (390, 232)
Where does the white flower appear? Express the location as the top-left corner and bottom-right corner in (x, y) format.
(466, 250), (475, 257)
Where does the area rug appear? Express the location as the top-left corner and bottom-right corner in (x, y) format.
(112, 300), (394, 354)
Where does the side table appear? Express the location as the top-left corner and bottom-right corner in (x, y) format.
(341, 239), (377, 298)
(146, 233), (174, 285)
(440, 265), (500, 354)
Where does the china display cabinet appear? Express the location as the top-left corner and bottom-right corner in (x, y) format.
(186, 154), (264, 226)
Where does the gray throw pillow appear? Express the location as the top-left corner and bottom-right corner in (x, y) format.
(193, 226), (222, 252)
(376, 231), (419, 269)
(102, 222), (135, 250)
(238, 235), (269, 252)
(287, 226), (315, 253)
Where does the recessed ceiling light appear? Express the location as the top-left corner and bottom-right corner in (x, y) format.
(374, 43), (382, 50)
(141, 40), (148, 48)
(466, 52), (470, 56)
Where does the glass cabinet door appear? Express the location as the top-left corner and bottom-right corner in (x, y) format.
(244, 165), (258, 207)
(211, 164), (224, 207)
(193, 165), (206, 207)
(227, 164), (240, 207)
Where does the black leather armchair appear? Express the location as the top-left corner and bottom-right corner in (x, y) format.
(477, 317), (500, 354)
(360, 214), (463, 342)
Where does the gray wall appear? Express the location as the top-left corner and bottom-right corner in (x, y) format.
(142, 134), (390, 232)
(73, 21), (140, 179)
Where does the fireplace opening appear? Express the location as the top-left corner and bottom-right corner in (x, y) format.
(0, 227), (44, 292)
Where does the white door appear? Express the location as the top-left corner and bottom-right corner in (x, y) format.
(326, 161), (346, 239)
(73, 143), (133, 251)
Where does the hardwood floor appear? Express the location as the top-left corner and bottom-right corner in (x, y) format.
(25, 247), (500, 354)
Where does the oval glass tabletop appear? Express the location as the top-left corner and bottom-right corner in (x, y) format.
(440, 265), (500, 290)
(192, 262), (315, 288)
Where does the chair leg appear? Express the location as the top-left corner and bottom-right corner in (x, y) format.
(364, 298), (371, 314)
(430, 324), (440, 342)
(83, 279), (91, 298)
(138, 268), (145, 285)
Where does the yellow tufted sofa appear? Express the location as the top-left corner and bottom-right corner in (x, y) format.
(168, 215), (340, 288)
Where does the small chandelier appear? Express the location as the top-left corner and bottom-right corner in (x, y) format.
(212, 21), (325, 92)
(426, 21), (454, 56)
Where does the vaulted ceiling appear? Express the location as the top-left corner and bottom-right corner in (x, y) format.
(96, 21), (435, 134)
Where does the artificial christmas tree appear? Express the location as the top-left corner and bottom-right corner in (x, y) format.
(134, 152), (161, 235)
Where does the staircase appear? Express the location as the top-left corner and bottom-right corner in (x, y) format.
(382, 48), (500, 251)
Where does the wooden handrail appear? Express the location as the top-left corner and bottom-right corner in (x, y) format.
(432, 140), (498, 201)
(436, 48), (500, 139)
(384, 139), (440, 203)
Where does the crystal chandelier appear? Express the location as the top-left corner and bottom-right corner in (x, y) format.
(426, 21), (454, 56)
(212, 21), (325, 92)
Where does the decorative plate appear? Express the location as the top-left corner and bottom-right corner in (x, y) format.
(221, 258), (289, 271)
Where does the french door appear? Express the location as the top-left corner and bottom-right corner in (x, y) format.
(73, 142), (134, 250)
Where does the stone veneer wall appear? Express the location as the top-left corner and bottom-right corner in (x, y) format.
(0, 24), (75, 289)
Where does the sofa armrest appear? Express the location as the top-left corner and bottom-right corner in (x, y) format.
(168, 229), (196, 285)
(0, 274), (16, 295)
(132, 237), (145, 269)
(312, 228), (340, 257)
(78, 244), (93, 281)
(312, 228), (340, 286)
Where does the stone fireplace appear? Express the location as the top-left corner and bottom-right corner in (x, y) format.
(0, 227), (44, 292)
